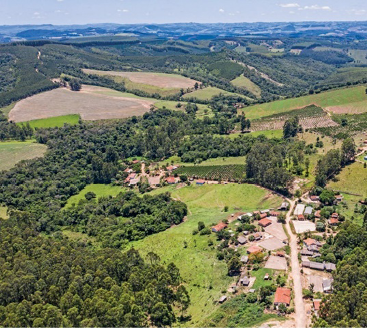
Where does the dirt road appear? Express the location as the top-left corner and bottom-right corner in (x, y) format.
(285, 199), (306, 328)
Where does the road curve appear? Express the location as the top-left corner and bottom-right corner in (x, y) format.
(285, 199), (306, 328)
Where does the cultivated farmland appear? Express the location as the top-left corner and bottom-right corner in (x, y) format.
(0, 141), (47, 171)
(176, 164), (246, 181)
(231, 75), (261, 98)
(183, 86), (246, 101)
(244, 86), (367, 119)
(9, 85), (155, 122)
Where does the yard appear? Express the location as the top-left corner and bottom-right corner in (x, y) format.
(133, 183), (282, 324)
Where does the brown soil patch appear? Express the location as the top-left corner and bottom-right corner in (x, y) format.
(83, 69), (200, 89)
(9, 86), (154, 122)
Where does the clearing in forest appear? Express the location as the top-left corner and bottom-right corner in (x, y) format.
(244, 86), (367, 120)
(231, 75), (262, 98)
(9, 85), (155, 122)
(183, 86), (246, 101)
(83, 69), (199, 96)
(0, 140), (47, 171)
(133, 183), (282, 324)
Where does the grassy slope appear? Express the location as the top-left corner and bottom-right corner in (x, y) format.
(132, 183), (282, 325)
(0, 141), (47, 171)
(244, 86), (367, 120)
(65, 184), (125, 208)
(183, 86), (245, 101)
(19, 115), (80, 129)
(231, 75), (261, 98)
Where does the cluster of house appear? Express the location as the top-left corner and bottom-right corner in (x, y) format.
(124, 169), (140, 187)
(294, 204), (314, 220)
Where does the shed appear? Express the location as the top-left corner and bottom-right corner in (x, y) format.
(301, 249), (314, 256)
(304, 206), (313, 216)
(298, 214), (305, 221)
(310, 195), (320, 202)
(310, 261), (325, 271)
(294, 204), (305, 216)
(264, 273), (270, 280)
(247, 245), (262, 254)
(279, 202), (289, 210)
(240, 255), (249, 263)
(196, 179), (206, 185)
(240, 276), (250, 286)
(219, 296), (227, 303)
(258, 218), (272, 227)
(259, 213), (268, 219)
(325, 262), (336, 271)
(166, 176), (176, 184)
(329, 218), (339, 226)
(313, 299), (322, 312)
(237, 236), (247, 245)
(212, 222), (227, 232)
(253, 232), (262, 240)
(322, 279), (333, 293)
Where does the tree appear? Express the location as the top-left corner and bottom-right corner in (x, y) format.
(84, 191), (96, 201)
(227, 257), (242, 275)
(69, 79), (81, 91)
(150, 302), (175, 327)
(341, 137), (356, 166)
(319, 189), (335, 205)
(176, 285), (190, 318)
(198, 221), (205, 231)
(283, 116), (300, 139)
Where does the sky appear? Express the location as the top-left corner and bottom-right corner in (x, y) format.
(2, 0), (367, 25)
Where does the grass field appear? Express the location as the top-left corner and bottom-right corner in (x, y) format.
(0, 103), (16, 117)
(0, 141), (47, 171)
(348, 50), (367, 65)
(65, 184), (125, 208)
(183, 86), (246, 101)
(251, 268), (275, 289)
(226, 130), (283, 140)
(231, 75), (261, 98)
(328, 162), (367, 197)
(0, 206), (8, 219)
(19, 115), (80, 129)
(243, 86), (367, 120)
(133, 183), (282, 324)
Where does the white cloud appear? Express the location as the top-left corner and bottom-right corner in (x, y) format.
(33, 12), (40, 16)
(219, 8), (225, 13)
(349, 9), (366, 15)
(117, 9), (129, 12)
(279, 3), (300, 8)
(56, 0), (64, 2)
(300, 5), (331, 11)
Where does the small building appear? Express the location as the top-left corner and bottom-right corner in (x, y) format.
(279, 202), (289, 211)
(259, 213), (268, 219)
(212, 222), (228, 232)
(129, 178), (140, 187)
(166, 165), (178, 172)
(240, 276), (250, 286)
(304, 206), (313, 216)
(132, 159), (140, 164)
(148, 176), (161, 187)
(258, 218), (272, 227)
(237, 236), (247, 245)
(364, 156), (367, 161)
(219, 295), (227, 304)
(313, 299), (322, 315)
(240, 255), (249, 263)
(264, 273), (270, 280)
(307, 245), (319, 253)
(315, 210), (321, 218)
(274, 287), (291, 307)
(294, 204), (305, 216)
(249, 289), (256, 293)
(247, 245), (262, 254)
(276, 251), (285, 257)
(331, 213), (339, 219)
(196, 179), (206, 185)
(124, 168), (134, 173)
(335, 195), (343, 202)
(125, 173), (137, 183)
(166, 176), (176, 184)
(301, 249), (314, 257)
(253, 211), (260, 216)
(270, 211), (280, 217)
(323, 279), (333, 293)
(325, 262), (336, 272)
(310, 195), (320, 202)
(329, 218), (340, 226)
(303, 238), (318, 247)
(253, 232), (262, 241)
(261, 209), (270, 214)
(298, 214), (305, 221)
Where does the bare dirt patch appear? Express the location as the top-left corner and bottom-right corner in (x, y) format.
(326, 101), (367, 115)
(292, 221), (316, 234)
(9, 86), (154, 122)
(259, 237), (285, 251)
(83, 69), (199, 89)
(264, 255), (287, 270)
(264, 218), (288, 241)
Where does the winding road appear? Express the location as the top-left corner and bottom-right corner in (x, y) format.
(285, 199), (306, 328)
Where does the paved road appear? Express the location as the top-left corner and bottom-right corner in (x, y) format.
(285, 199), (306, 328)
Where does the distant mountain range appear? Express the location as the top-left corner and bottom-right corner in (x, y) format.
(2, 21), (367, 43)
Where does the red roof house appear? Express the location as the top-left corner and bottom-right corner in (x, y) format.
(313, 299), (321, 311)
(315, 210), (321, 218)
(310, 195), (320, 202)
(331, 213), (339, 219)
(166, 176), (176, 184)
(274, 287), (291, 306)
(196, 179), (206, 185)
(329, 218), (340, 225)
(298, 214), (305, 221)
(258, 218), (272, 227)
(247, 245), (262, 254)
(212, 222), (228, 232)
(259, 213), (268, 219)
(303, 238), (317, 247)
(270, 211), (280, 217)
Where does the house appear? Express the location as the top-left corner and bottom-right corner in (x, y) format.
(247, 245), (262, 254)
(196, 179), (206, 185)
(335, 195), (343, 202)
(310, 262), (325, 271)
(132, 159), (140, 164)
(240, 255), (249, 264)
(310, 195), (320, 202)
(237, 236), (247, 245)
(253, 211), (260, 216)
(307, 245), (319, 253)
(303, 238), (319, 248)
(270, 211), (280, 217)
(166, 176), (176, 184)
(261, 209), (270, 214)
(304, 206), (313, 216)
(259, 213), (268, 219)
(253, 232), (262, 241)
(148, 176), (161, 187)
(313, 299), (322, 315)
(212, 222), (228, 232)
(329, 218), (339, 226)
(315, 210), (321, 218)
(125, 173), (137, 183)
(129, 178), (140, 186)
(240, 276), (250, 286)
(301, 249), (314, 257)
(325, 262), (336, 272)
(323, 279), (333, 293)
(264, 273), (270, 280)
(166, 165), (178, 172)
(294, 204), (305, 216)
(258, 218), (272, 227)
(274, 287), (291, 307)
(279, 202), (289, 211)
(331, 213), (339, 219)
(124, 168), (134, 173)
(298, 214), (305, 221)
(276, 251), (285, 257)
(249, 289), (256, 293)
(219, 296), (227, 304)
